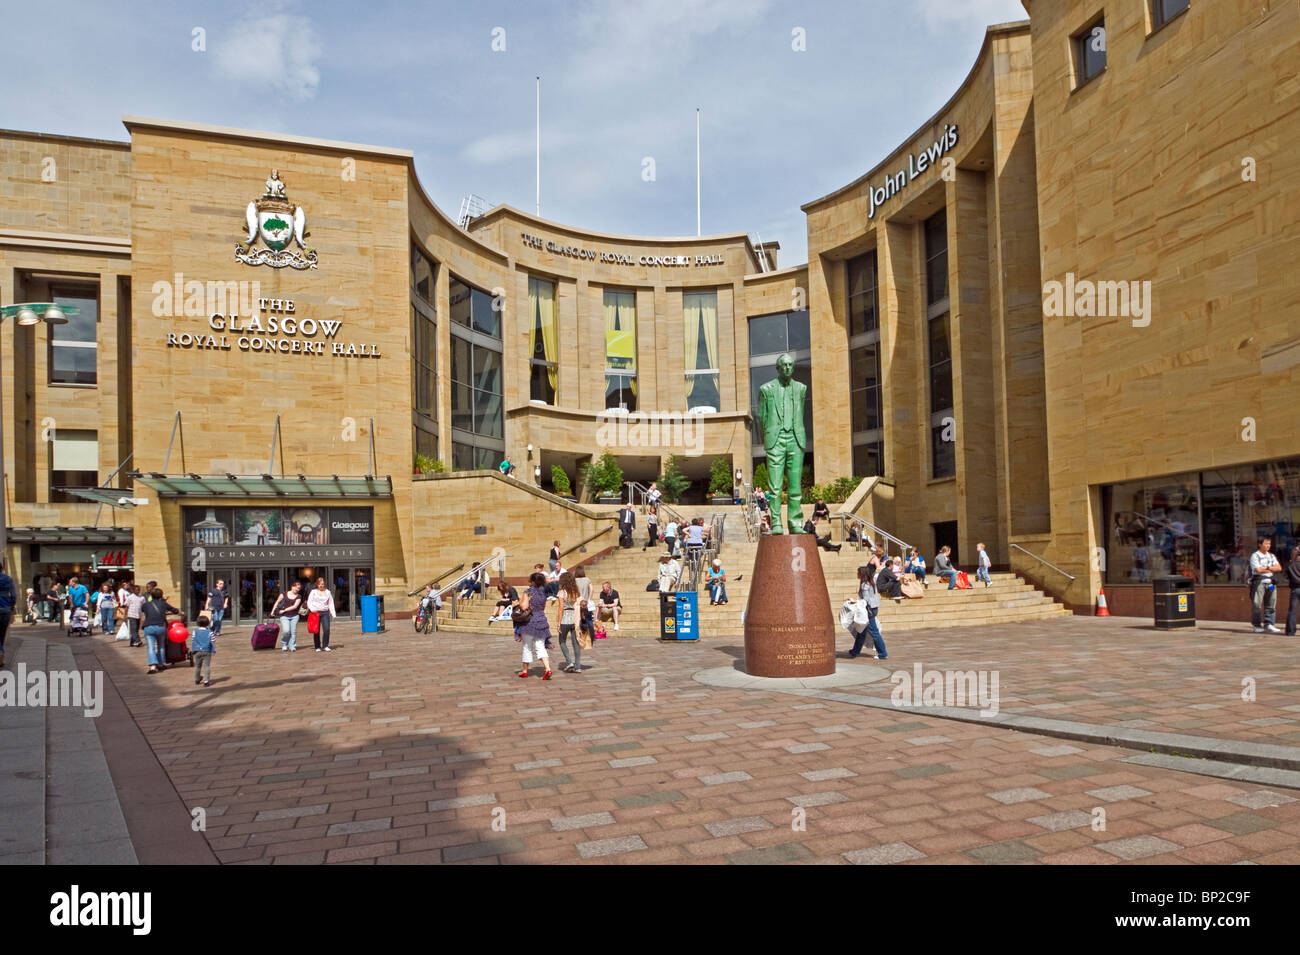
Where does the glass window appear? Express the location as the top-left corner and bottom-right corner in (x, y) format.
(847, 252), (878, 336)
(930, 422), (956, 481)
(924, 212), (948, 308)
(684, 290), (719, 411)
(748, 312), (786, 355)
(604, 289), (637, 411)
(1074, 16), (1107, 86)
(529, 276), (557, 404)
(1102, 472), (1202, 585)
(1152, 0), (1189, 30)
(450, 275), (501, 339)
(411, 243), (435, 305)
(928, 314), (954, 413)
(450, 277), (504, 449)
(49, 428), (98, 502)
(849, 343), (881, 433)
(787, 310), (810, 351)
(852, 442), (882, 480)
(49, 287), (98, 385)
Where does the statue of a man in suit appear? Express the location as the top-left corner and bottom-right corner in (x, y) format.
(756, 353), (807, 534)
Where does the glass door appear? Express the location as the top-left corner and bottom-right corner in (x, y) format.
(236, 569), (257, 626)
(261, 568), (282, 621)
(188, 571), (210, 623)
(333, 567), (353, 618)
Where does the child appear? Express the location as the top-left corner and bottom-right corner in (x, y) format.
(191, 613), (215, 687)
(976, 542), (992, 587)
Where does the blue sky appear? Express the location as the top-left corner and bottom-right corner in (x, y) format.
(0, 0), (1028, 263)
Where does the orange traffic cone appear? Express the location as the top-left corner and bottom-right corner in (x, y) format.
(1095, 588), (1110, 617)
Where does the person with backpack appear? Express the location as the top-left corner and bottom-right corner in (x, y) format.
(0, 558), (17, 668)
(515, 571), (553, 679)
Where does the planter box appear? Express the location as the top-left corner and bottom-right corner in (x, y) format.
(597, 494), (622, 505)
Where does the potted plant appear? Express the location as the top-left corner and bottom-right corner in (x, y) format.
(413, 453), (441, 475)
(658, 455), (690, 505)
(591, 452), (624, 504)
(551, 464), (576, 502)
(708, 456), (734, 505)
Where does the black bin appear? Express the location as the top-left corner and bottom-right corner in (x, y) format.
(659, 592), (678, 640)
(1153, 575), (1195, 629)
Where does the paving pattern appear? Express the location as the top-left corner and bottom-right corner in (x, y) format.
(53, 613), (1300, 865)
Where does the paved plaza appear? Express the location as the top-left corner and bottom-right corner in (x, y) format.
(4, 615), (1300, 865)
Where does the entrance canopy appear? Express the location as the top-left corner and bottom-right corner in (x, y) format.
(128, 472), (393, 498)
(7, 526), (132, 544)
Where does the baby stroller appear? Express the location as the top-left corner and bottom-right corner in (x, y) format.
(67, 605), (91, 638)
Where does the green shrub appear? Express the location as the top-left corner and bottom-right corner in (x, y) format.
(582, 452), (623, 496)
(551, 465), (572, 496)
(658, 455), (690, 504)
(414, 453), (443, 474)
(806, 476), (862, 504)
(708, 456), (733, 495)
(752, 462), (770, 493)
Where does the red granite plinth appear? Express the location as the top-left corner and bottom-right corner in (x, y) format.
(742, 534), (836, 677)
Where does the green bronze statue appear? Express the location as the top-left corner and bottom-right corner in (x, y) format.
(756, 353), (807, 534)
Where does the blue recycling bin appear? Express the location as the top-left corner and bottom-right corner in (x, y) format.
(360, 594), (385, 634)
(673, 591), (698, 641)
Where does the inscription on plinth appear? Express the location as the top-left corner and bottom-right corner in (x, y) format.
(742, 535), (836, 677)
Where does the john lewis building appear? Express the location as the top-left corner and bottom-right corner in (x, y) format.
(1, 1), (1296, 620)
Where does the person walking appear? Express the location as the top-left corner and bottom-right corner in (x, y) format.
(644, 505), (659, 551)
(976, 542), (992, 587)
(574, 566), (594, 636)
(66, 576), (89, 622)
(617, 503), (636, 549)
(307, 577), (337, 651)
(1250, 536), (1283, 633)
(548, 540), (561, 573)
(206, 579), (230, 636)
(555, 571), (583, 673)
(191, 613), (216, 687)
(848, 564), (888, 660)
(125, 584), (145, 646)
(272, 581), (303, 651)
(516, 571), (553, 679)
(141, 587), (180, 674)
(96, 583), (116, 635)
(1285, 547), (1300, 636)
(663, 518), (680, 558)
(0, 558), (16, 668)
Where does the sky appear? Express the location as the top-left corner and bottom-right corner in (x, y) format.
(0, 0), (1029, 264)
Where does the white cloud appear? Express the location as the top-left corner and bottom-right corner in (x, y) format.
(213, 13), (323, 102)
(917, 0), (1029, 31)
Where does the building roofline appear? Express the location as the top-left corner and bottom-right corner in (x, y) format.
(469, 203), (765, 266)
(406, 171), (510, 265)
(122, 115), (414, 159)
(0, 127), (130, 150)
(800, 19), (1029, 213)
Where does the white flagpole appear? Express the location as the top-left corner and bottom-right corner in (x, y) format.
(536, 76), (541, 217)
(696, 107), (701, 236)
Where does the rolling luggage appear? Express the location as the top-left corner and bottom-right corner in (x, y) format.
(251, 621), (280, 650)
(164, 633), (189, 665)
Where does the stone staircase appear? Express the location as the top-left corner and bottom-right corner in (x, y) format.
(433, 518), (1071, 638)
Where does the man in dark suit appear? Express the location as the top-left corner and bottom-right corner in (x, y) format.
(617, 503), (636, 548)
(756, 353), (808, 534)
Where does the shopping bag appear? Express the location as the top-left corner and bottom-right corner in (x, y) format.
(115, 621), (131, 641)
(578, 628), (593, 650)
(901, 578), (925, 599)
(955, 571), (971, 590)
(307, 611), (320, 634)
(593, 622), (608, 640)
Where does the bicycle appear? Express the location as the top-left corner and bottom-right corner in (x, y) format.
(413, 590), (440, 634)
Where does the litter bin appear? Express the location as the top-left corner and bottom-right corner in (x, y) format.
(360, 594), (386, 634)
(659, 592), (678, 640)
(1153, 576), (1195, 629)
(673, 591), (698, 641)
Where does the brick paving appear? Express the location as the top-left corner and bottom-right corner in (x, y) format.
(69, 615), (1300, 864)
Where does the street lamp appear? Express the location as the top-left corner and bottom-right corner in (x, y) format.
(0, 303), (75, 566)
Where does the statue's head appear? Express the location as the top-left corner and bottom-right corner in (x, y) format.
(775, 353), (795, 384)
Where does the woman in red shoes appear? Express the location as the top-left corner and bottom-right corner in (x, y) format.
(516, 571), (554, 680)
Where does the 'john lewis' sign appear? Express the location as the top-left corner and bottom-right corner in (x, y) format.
(867, 124), (960, 219)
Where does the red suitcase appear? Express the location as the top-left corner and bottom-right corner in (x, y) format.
(251, 622), (280, 650)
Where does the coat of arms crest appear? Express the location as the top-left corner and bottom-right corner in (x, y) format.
(235, 170), (318, 269)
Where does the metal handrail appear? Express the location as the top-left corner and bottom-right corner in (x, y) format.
(560, 524), (615, 562)
(625, 480), (686, 530)
(837, 513), (911, 557)
(430, 553), (508, 627)
(1009, 543), (1076, 581)
(408, 562), (465, 597)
